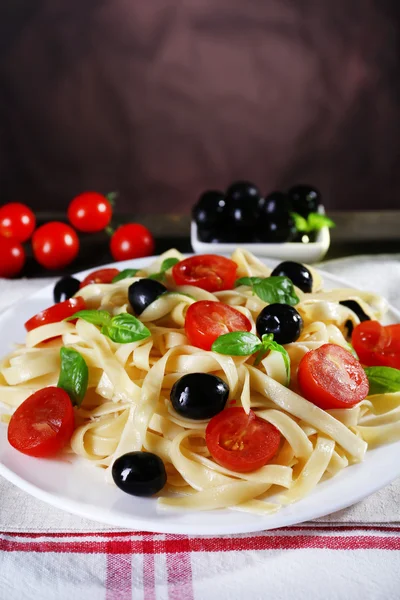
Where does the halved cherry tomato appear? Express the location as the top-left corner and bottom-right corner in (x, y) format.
(24, 297), (86, 331)
(8, 387), (75, 457)
(172, 255), (237, 292)
(68, 191), (113, 233)
(297, 343), (369, 410)
(80, 268), (120, 288)
(185, 300), (252, 350)
(32, 222), (79, 270)
(205, 407), (281, 473)
(0, 202), (36, 242)
(352, 320), (400, 369)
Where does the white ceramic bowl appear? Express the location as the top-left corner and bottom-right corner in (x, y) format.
(191, 221), (330, 263)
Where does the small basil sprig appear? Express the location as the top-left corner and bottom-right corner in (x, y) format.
(291, 212), (335, 233)
(149, 258), (179, 281)
(57, 347), (88, 407)
(211, 332), (290, 382)
(112, 268), (139, 283)
(235, 276), (299, 306)
(364, 366), (400, 395)
(67, 310), (151, 344)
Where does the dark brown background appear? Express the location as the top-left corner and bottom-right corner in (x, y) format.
(0, 0), (400, 214)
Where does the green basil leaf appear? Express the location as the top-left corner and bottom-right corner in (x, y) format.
(148, 257), (180, 281)
(112, 269), (139, 283)
(261, 334), (291, 383)
(290, 212), (309, 232)
(57, 347), (88, 407)
(307, 212), (336, 231)
(235, 277), (264, 287)
(161, 257), (179, 271)
(211, 331), (262, 356)
(364, 366), (400, 395)
(102, 313), (151, 344)
(253, 276), (300, 306)
(66, 310), (111, 327)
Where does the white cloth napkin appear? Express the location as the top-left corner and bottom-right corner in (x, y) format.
(0, 255), (400, 532)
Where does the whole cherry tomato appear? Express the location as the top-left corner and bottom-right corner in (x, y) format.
(8, 387), (75, 457)
(110, 223), (155, 261)
(172, 255), (237, 292)
(205, 407), (281, 473)
(185, 300), (252, 350)
(0, 236), (26, 278)
(68, 191), (113, 233)
(32, 222), (79, 269)
(352, 320), (400, 370)
(297, 343), (369, 410)
(80, 268), (120, 288)
(0, 202), (36, 242)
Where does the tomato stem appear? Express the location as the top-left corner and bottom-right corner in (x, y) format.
(106, 191), (119, 207)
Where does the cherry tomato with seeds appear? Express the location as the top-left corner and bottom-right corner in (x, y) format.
(110, 223), (155, 261)
(68, 191), (113, 233)
(297, 343), (369, 410)
(352, 320), (400, 369)
(0, 236), (25, 278)
(205, 407), (281, 473)
(25, 297), (86, 331)
(32, 222), (79, 270)
(172, 254), (237, 292)
(185, 300), (252, 350)
(80, 268), (120, 288)
(8, 387), (75, 457)
(0, 202), (36, 242)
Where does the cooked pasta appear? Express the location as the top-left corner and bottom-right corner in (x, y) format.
(1, 248), (398, 515)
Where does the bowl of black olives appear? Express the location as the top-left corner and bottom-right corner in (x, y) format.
(191, 182), (333, 263)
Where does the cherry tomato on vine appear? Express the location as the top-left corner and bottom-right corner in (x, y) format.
(32, 222), (79, 270)
(68, 191), (113, 233)
(185, 300), (252, 350)
(205, 407), (281, 473)
(352, 320), (400, 369)
(0, 202), (36, 242)
(8, 387), (75, 457)
(297, 343), (369, 410)
(0, 236), (26, 278)
(110, 223), (155, 261)
(24, 297), (86, 331)
(80, 268), (120, 288)
(172, 255), (237, 292)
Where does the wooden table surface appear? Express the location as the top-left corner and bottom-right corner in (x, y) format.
(21, 211), (400, 278)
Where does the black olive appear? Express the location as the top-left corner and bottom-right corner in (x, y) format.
(192, 190), (226, 228)
(53, 276), (81, 303)
(112, 451), (167, 497)
(225, 181), (260, 228)
(256, 213), (295, 243)
(128, 279), (167, 315)
(259, 191), (291, 217)
(170, 373), (229, 419)
(270, 261), (313, 293)
(197, 227), (237, 244)
(256, 303), (303, 345)
(339, 300), (371, 323)
(287, 184), (321, 217)
(340, 300), (371, 338)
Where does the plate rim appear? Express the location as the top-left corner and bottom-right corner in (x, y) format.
(0, 254), (399, 534)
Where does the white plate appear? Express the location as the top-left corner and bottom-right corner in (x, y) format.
(0, 256), (399, 535)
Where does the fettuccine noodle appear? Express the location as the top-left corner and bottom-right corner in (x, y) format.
(0, 248), (398, 515)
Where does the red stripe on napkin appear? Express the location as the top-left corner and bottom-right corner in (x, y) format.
(1, 533), (400, 553)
